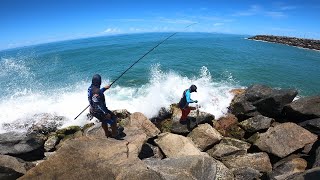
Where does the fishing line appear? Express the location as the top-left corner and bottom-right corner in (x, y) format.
(74, 23), (197, 120)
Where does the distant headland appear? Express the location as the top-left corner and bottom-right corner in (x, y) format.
(249, 35), (320, 51)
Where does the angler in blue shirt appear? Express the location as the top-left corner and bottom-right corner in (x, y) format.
(88, 74), (120, 138)
(178, 85), (198, 124)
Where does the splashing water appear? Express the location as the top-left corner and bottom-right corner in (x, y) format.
(0, 64), (238, 133)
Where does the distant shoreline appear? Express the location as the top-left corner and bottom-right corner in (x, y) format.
(248, 35), (320, 51)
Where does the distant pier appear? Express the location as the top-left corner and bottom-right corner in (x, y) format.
(249, 35), (320, 51)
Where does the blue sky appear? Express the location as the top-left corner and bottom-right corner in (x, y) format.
(1, 0), (320, 50)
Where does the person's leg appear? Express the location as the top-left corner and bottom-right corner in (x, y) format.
(101, 123), (111, 137)
(92, 112), (112, 137)
(110, 121), (118, 137)
(180, 108), (187, 121)
(180, 107), (191, 122)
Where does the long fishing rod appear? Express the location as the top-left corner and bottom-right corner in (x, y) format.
(74, 23), (197, 120)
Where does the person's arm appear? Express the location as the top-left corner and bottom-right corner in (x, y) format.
(185, 90), (197, 103)
(100, 84), (111, 93)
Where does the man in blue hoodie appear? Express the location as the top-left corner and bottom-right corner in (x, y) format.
(88, 74), (120, 138)
(178, 85), (198, 124)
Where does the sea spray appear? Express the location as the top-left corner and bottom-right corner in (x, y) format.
(0, 64), (238, 133)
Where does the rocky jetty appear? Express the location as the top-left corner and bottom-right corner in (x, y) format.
(248, 35), (320, 51)
(0, 84), (319, 179)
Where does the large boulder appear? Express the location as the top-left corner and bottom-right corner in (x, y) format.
(127, 112), (161, 138)
(0, 132), (45, 158)
(20, 112), (163, 180)
(20, 136), (162, 180)
(239, 115), (273, 133)
(187, 123), (222, 151)
(207, 143), (247, 160)
(213, 114), (245, 139)
(222, 152), (272, 173)
(0, 155), (33, 180)
(155, 133), (204, 158)
(299, 118), (320, 135)
(270, 155), (307, 180)
(144, 155), (234, 180)
(254, 123), (318, 158)
(206, 137), (251, 160)
(229, 84), (297, 119)
(283, 96), (320, 122)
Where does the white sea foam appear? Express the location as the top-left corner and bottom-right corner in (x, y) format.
(0, 64), (239, 133)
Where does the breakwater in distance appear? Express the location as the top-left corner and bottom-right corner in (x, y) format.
(248, 35), (320, 51)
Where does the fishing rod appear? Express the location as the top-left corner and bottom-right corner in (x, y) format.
(74, 23), (197, 120)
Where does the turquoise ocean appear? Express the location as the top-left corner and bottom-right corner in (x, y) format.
(1, 32), (320, 133)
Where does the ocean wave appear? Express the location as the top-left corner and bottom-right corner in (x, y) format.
(0, 64), (239, 133)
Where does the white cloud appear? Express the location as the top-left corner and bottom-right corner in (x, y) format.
(265, 11), (286, 18)
(213, 23), (224, 26)
(232, 5), (262, 16)
(103, 28), (121, 34)
(280, 5), (297, 10)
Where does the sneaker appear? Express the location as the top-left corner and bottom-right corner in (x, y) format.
(111, 134), (124, 140)
(111, 128), (125, 140)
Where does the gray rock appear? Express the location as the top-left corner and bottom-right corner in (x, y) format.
(112, 109), (131, 119)
(19, 112), (164, 180)
(139, 143), (164, 159)
(283, 96), (320, 121)
(157, 107), (172, 120)
(247, 85), (297, 118)
(285, 167), (320, 180)
(254, 123), (318, 158)
(0, 132), (45, 155)
(213, 115), (245, 139)
(207, 137), (251, 160)
(155, 133), (204, 158)
(207, 143), (247, 159)
(313, 145), (320, 168)
(170, 121), (191, 134)
(44, 134), (59, 152)
(229, 84), (297, 119)
(187, 123), (222, 151)
(222, 152), (272, 173)
(127, 112), (161, 138)
(232, 167), (262, 180)
(229, 92), (259, 119)
(220, 137), (251, 151)
(144, 155), (234, 180)
(239, 115), (273, 133)
(0, 154), (33, 180)
(299, 118), (320, 135)
(270, 155), (307, 180)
